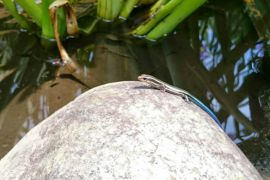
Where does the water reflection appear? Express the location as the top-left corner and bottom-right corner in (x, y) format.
(0, 31), (139, 158)
(186, 1), (269, 175)
(198, 12), (266, 137)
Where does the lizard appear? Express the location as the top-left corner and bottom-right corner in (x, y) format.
(138, 74), (222, 128)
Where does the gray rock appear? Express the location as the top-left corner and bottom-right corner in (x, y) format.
(0, 81), (262, 179)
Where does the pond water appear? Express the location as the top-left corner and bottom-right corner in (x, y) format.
(0, 0), (270, 177)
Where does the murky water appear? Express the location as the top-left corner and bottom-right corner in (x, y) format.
(0, 0), (270, 177)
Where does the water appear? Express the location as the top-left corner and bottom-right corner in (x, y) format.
(0, 0), (270, 177)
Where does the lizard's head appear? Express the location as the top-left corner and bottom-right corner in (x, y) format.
(138, 74), (162, 89)
(138, 74), (149, 81)
(138, 74), (154, 82)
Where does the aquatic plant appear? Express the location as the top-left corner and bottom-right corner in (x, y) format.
(1, 0), (207, 41)
(1, 0), (208, 72)
(2, 0), (61, 39)
(132, 0), (206, 40)
(96, 0), (207, 40)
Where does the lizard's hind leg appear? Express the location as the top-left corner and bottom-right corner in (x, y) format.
(182, 94), (190, 102)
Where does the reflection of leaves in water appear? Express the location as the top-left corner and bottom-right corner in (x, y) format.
(10, 57), (29, 94)
(15, 117), (35, 143)
(195, 1), (270, 176)
(240, 89), (270, 176)
(36, 63), (50, 86)
(0, 38), (12, 67)
(199, 17), (223, 69)
(228, 6), (252, 47)
(76, 43), (95, 66)
(157, 1), (270, 174)
(198, 1), (268, 132)
(0, 32), (57, 111)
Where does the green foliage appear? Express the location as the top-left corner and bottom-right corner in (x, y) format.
(41, 0), (55, 38)
(133, 0), (184, 36)
(2, 0), (30, 29)
(1, 0), (73, 39)
(2, 0), (208, 41)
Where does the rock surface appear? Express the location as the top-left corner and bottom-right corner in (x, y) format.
(0, 81), (262, 179)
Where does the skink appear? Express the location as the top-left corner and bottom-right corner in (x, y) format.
(138, 74), (222, 127)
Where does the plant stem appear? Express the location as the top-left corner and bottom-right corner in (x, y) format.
(119, 0), (138, 20)
(105, 0), (111, 20)
(42, 0), (67, 39)
(150, 0), (169, 14)
(41, 0), (54, 38)
(16, 0), (42, 26)
(98, 0), (107, 18)
(57, 8), (67, 38)
(134, 0), (184, 35)
(111, 0), (124, 20)
(2, 0), (30, 29)
(147, 0), (206, 40)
